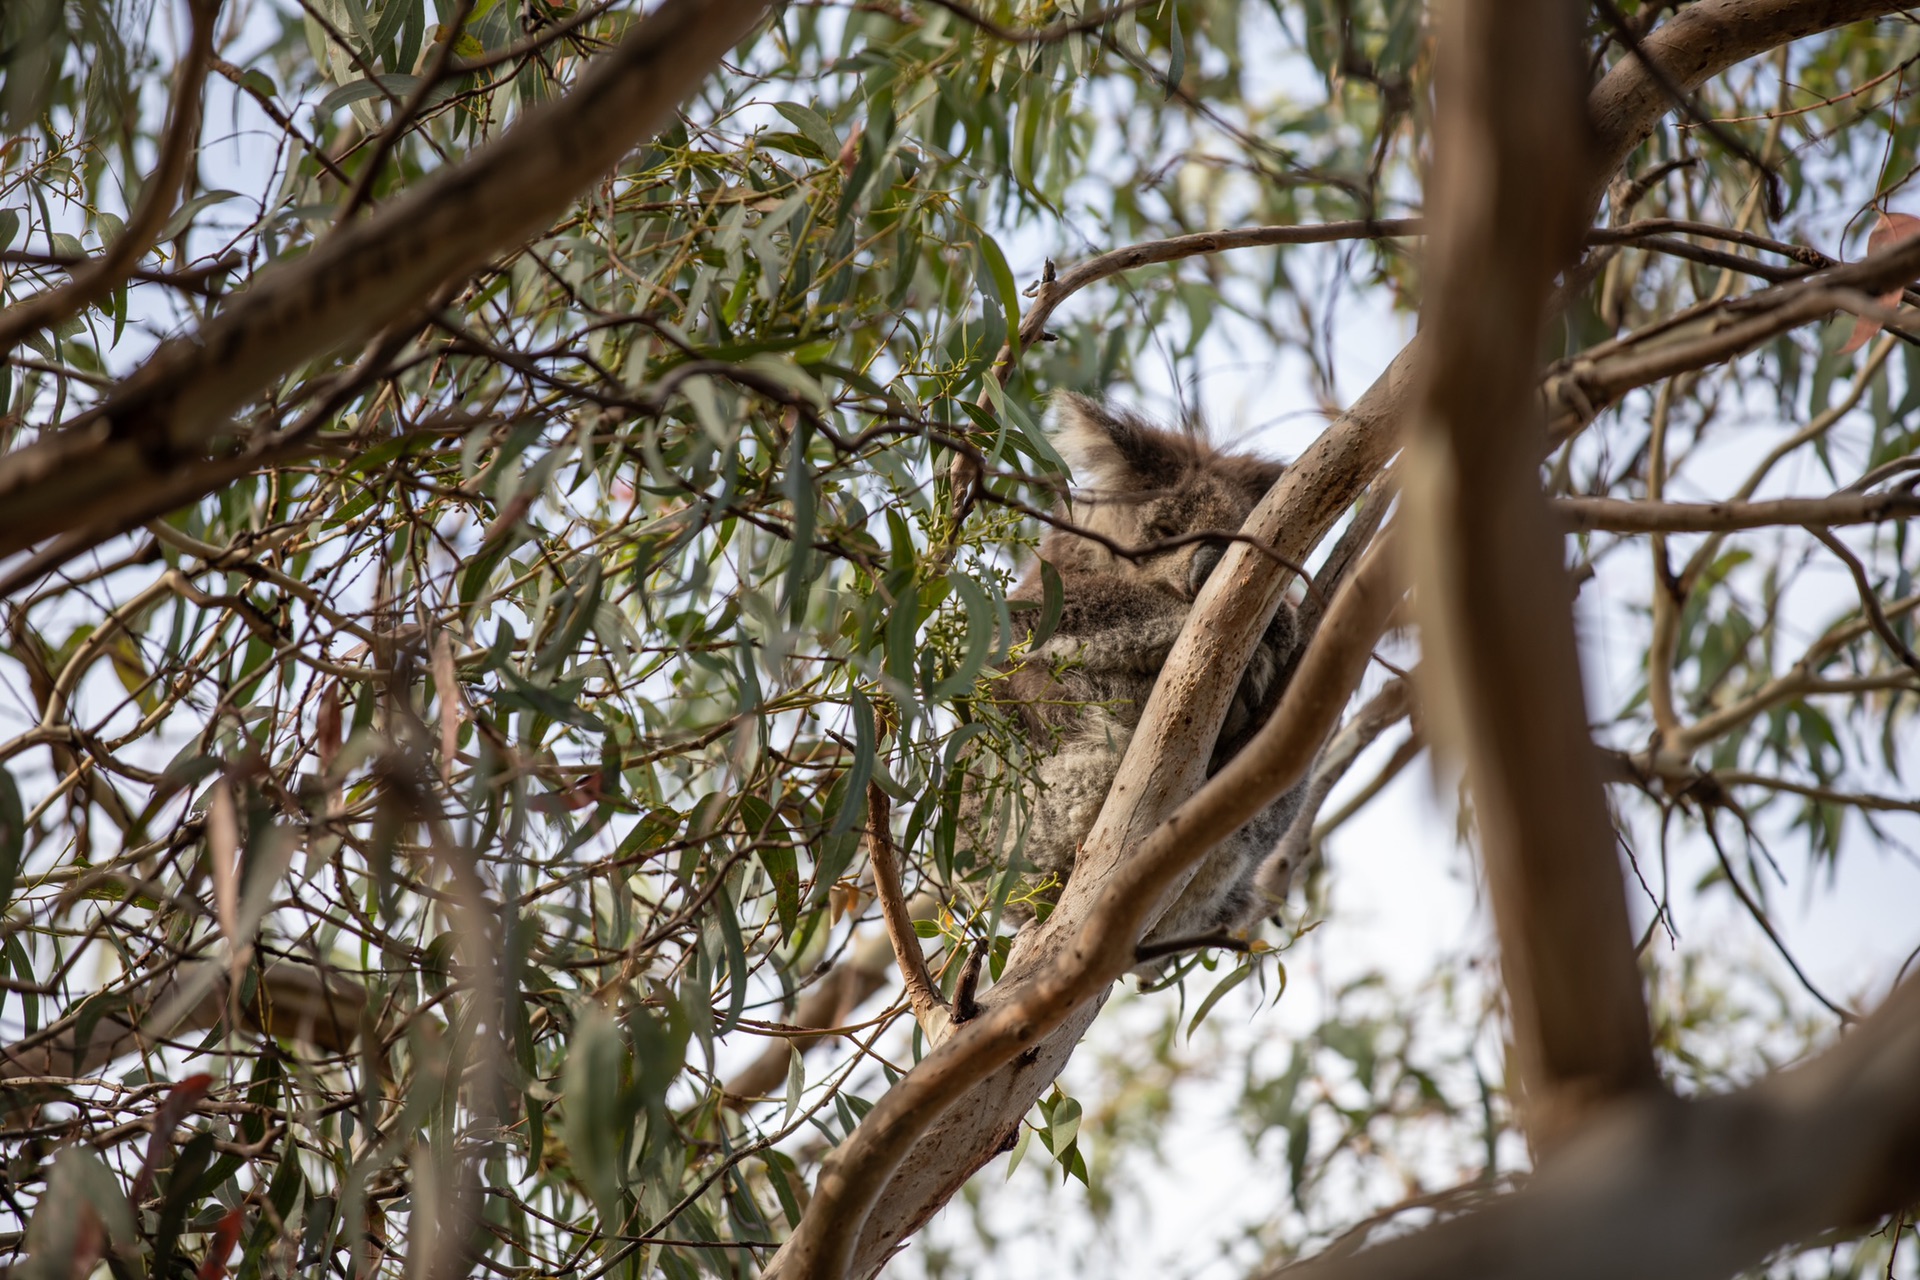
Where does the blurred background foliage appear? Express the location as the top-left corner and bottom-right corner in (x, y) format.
(0, 0), (1916, 1277)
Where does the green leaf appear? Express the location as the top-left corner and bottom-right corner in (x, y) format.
(758, 839), (799, 938)
(1004, 1125), (1034, 1179)
(1033, 558), (1065, 647)
(783, 1043), (805, 1127)
(238, 68), (278, 99)
(630, 999), (690, 1111)
(1043, 1094), (1081, 1156)
(774, 102), (840, 158)
(975, 232), (1022, 360)
(782, 424), (817, 616)
(315, 73), (420, 115)
(532, 556), (605, 673)
(0, 766), (21, 914)
(561, 1006), (634, 1223)
(828, 688), (876, 838)
(157, 190), (244, 242)
(1165, 4), (1185, 99)
(369, 0), (411, 61)
(493, 668), (605, 731)
(22, 1147), (137, 1280)
(933, 571), (994, 699)
(1187, 960), (1254, 1039)
(714, 880), (749, 1035)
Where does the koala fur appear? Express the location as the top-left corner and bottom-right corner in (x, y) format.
(967, 394), (1306, 958)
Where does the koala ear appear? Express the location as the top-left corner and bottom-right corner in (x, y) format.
(1237, 457), (1288, 505)
(1051, 393), (1191, 492)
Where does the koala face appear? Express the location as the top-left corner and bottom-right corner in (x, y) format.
(1045, 394), (1285, 600)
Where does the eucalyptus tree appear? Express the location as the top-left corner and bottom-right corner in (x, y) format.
(1, 1), (1917, 1279)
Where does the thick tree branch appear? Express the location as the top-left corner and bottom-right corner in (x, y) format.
(0, 959), (365, 1083)
(0, 0), (221, 356)
(1262, 975), (1920, 1280)
(1581, 0), (1913, 219)
(0, 0), (769, 562)
(763, 534), (1402, 1280)
(1400, 0), (1656, 1146)
(1544, 247), (1920, 442)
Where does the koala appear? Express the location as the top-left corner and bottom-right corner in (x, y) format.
(964, 394), (1306, 962)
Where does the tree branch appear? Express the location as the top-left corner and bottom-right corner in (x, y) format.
(865, 782), (948, 1040)
(0, 249), (242, 297)
(1558, 490), (1920, 533)
(1803, 525), (1920, 677)
(1401, 0), (1656, 1147)
(0, 959), (365, 1083)
(762, 532), (1403, 1279)
(1545, 242), (1920, 445)
(0, 0), (770, 562)
(1261, 975), (1920, 1280)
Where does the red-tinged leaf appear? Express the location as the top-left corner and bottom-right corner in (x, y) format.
(68, 1206), (105, 1280)
(196, 1207), (245, 1280)
(156, 1073), (216, 1127)
(208, 783), (240, 954)
(530, 771), (605, 813)
(1839, 210), (1920, 353)
(315, 683), (342, 775)
(837, 122), (863, 176)
(132, 1074), (217, 1202)
(433, 632), (460, 788)
(480, 491), (535, 544)
(1866, 209), (1920, 253)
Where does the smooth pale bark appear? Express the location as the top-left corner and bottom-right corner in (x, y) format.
(1401, 0), (1655, 1144)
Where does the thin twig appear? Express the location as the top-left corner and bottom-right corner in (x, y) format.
(865, 782), (947, 1038)
(1699, 808), (1858, 1022)
(1803, 525), (1920, 677)
(0, 249), (242, 295)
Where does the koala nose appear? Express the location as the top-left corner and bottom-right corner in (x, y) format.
(1187, 543), (1224, 597)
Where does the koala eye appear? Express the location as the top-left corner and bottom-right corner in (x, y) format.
(1146, 517), (1183, 543)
